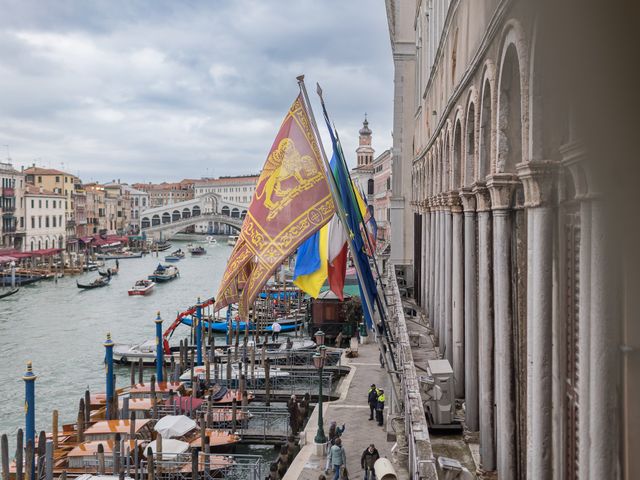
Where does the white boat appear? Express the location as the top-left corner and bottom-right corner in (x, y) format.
(227, 235), (238, 246)
(128, 279), (155, 296)
(148, 264), (179, 282)
(180, 363), (290, 387)
(113, 340), (166, 364)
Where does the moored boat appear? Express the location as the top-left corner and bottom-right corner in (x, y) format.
(164, 254), (181, 262)
(128, 279), (155, 296)
(179, 314), (303, 333)
(98, 266), (118, 276)
(0, 287), (19, 299)
(77, 276), (111, 289)
(148, 263), (179, 282)
(0, 274), (42, 286)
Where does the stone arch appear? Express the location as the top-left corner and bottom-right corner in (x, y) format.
(221, 206), (230, 216)
(497, 22), (530, 172)
(367, 178), (374, 196)
(141, 217), (151, 229)
(465, 88), (479, 186)
(192, 205), (201, 217)
(231, 207), (240, 219)
(172, 210), (180, 221)
(452, 112), (464, 190)
(479, 61), (497, 179)
(182, 208), (191, 219)
(151, 214), (160, 226)
(162, 212), (171, 224)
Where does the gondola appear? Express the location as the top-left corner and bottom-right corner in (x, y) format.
(98, 267), (118, 277)
(77, 276), (111, 289)
(0, 288), (19, 299)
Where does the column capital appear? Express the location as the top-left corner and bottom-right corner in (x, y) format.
(487, 173), (520, 210)
(459, 187), (477, 212)
(447, 193), (462, 213)
(516, 160), (557, 207)
(472, 182), (492, 212)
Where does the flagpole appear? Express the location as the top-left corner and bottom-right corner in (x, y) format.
(296, 76), (399, 380)
(296, 76), (378, 333)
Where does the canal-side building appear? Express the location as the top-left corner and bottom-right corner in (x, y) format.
(85, 183), (107, 235)
(103, 182), (132, 234)
(193, 175), (259, 207)
(121, 184), (149, 234)
(24, 185), (65, 251)
(371, 149), (392, 245)
(24, 167), (81, 249)
(386, 0), (637, 478)
(132, 181), (194, 208)
(0, 162), (25, 250)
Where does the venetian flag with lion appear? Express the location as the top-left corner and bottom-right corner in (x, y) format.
(215, 93), (335, 316)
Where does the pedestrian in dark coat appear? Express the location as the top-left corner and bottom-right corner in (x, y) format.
(367, 384), (378, 421)
(361, 444), (380, 480)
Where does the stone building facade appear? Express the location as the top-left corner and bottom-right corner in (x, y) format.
(387, 0), (637, 479)
(24, 185), (65, 251)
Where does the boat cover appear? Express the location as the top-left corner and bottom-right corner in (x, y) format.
(154, 415), (197, 438)
(146, 438), (190, 458)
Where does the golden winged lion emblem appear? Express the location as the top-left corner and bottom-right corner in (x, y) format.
(255, 138), (324, 220)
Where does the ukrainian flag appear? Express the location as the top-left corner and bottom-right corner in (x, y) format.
(293, 223), (329, 298)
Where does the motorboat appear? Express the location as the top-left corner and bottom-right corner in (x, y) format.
(0, 274), (42, 286)
(227, 235), (238, 246)
(77, 276), (111, 289)
(164, 255), (181, 262)
(148, 264), (179, 282)
(83, 261), (104, 271)
(96, 251), (143, 260)
(190, 246), (206, 256)
(179, 313), (304, 333)
(113, 340), (164, 364)
(171, 249), (186, 258)
(205, 236), (217, 244)
(128, 279), (156, 296)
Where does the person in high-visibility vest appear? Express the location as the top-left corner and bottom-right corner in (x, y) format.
(375, 389), (385, 426)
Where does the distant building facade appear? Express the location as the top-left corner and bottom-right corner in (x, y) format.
(0, 162), (25, 250)
(133, 181), (194, 208)
(24, 185), (65, 251)
(371, 149), (392, 244)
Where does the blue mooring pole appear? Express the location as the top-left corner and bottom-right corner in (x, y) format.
(23, 360), (36, 480)
(155, 312), (164, 382)
(196, 297), (203, 366)
(104, 333), (114, 420)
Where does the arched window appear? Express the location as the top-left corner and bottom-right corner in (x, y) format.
(231, 208), (240, 218)
(45, 239), (49, 249)
(141, 217), (151, 229)
(151, 215), (160, 226)
(172, 210), (181, 222)
(192, 206), (201, 217)
(30, 240), (34, 251)
(367, 178), (374, 195)
(241, 210), (247, 219)
(221, 206), (230, 216)
(465, 102), (476, 185)
(498, 44), (522, 173)
(162, 212), (171, 224)
(182, 208), (191, 219)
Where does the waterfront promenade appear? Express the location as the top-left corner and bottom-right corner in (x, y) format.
(285, 341), (409, 480)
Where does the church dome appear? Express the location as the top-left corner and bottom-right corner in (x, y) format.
(359, 116), (372, 136)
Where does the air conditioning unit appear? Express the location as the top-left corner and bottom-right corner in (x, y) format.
(420, 359), (454, 426)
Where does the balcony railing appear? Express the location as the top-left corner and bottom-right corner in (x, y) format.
(2, 187), (15, 197)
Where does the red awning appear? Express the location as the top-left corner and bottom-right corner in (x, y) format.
(0, 256), (18, 264)
(12, 248), (63, 258)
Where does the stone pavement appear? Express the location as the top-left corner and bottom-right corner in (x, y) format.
(284, 340), (409, 480)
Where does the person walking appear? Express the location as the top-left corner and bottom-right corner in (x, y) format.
(271, 320), (282, 342)
(367, 384), (378, 420)
(328, 420), (346, 446)
(360, 444), (380, 480)
(326, 437), (347, 480)
(375, 389), (385, 426)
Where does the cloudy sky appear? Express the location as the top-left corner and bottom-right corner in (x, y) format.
(0, 0), (393, 183)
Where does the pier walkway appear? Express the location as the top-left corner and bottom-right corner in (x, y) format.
(284, 341), (409, 480)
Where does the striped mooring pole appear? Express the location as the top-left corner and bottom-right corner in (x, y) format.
(104, 333), (114, 420)
(196, 297), (203, 366)
(155, 312), (164, 382)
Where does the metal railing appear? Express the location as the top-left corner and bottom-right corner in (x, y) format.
(140, 453), (266, 480)
(204, 369), (334, 396)
(386, 262), (438, 480)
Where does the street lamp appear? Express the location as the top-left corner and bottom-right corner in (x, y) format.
(313, 329), (327, 444)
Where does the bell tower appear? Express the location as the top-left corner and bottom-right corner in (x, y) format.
(356, 114), (374, 167)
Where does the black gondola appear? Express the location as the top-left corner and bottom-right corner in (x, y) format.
(77, 276), (111, 289)
(98, 267), (118, 277)
(0, 288), (19, 299)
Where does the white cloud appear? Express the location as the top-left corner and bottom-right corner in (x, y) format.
(0, 0), (393, 182)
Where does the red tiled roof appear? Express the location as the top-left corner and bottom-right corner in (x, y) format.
(24, 185), (64, 196)
(195, 176), (259, 186)
(24, 167), (74, 176)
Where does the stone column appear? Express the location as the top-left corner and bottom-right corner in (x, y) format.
(444, 199), (453, 363)
(588, 198), (619, 480)
(432, 201), (441, 337)
(451, 196), (464, 398)
(474, 183), (495, 470)
(518, 162), (556, 480)
(488, 174), (519, 479)
(578, 199), (591, 477)
(439, 199), (446, 348)
(460, 188), (478, 430)
(423, 203), (430, 308)
(429, 201), (437, 323)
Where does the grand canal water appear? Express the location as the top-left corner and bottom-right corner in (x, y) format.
(0, 238), (233, 438)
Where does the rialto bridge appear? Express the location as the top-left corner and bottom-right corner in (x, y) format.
(140, 193), (245, 241)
